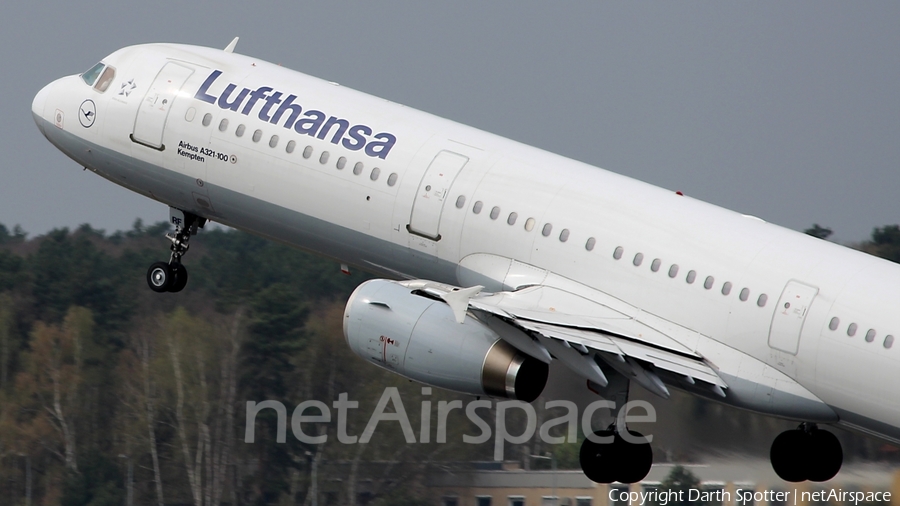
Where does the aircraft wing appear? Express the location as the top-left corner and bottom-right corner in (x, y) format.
(407, 281), (729, 399)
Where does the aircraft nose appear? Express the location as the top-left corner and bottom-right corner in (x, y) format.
(32, 82), (52, 132)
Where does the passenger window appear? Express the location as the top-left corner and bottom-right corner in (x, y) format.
(81, 62), (105, 86)
(559, 229), (570, 242)
(269, 135), (279, 148)
(252, 129), (262, 143)
(370, 167), (381, 181)
(320, 151), (330, 164)
(633, 253), (643, 266)
(829, 317), (840, 331)
(473, 201), (483, 214)
(303, 146), (313, 159)
(704, 276), (714, 289)
(336, 156), (346, 169)
(847, 323), (857, 337)
(757, 294), (768, 307)
(456, 195), (466, 209)
(722, 282), (732, 295)
(286, 140), (296, 153)
(218, 118), (229, 132)
(94, 66), (116, 92)
(235, 124), (246, 137)
(507, 212), (518, 225)
(739, 288), (750, 301)
(613, 246), (623, 260)
(202, 113), (212, 127)
(387, 173), (398, 186)
(585, 237), (596, 251)
(651, 258), (661, 272)
(885, 335), (894, 349)
(490, 207), (501, 220)
(542, 223), (553, 237)
(668, 264), (679, 278)
(686, 270), (697, 284)
(353, 162), (364, 175)
(865, 329), (876, 342)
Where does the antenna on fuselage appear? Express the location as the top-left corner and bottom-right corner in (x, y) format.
(224, 37), (239, 54)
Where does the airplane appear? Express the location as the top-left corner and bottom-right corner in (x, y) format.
(31, 38), (900, 484)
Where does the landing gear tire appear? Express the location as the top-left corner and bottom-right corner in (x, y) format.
(580, 430), (617, 483)
(771, 429), (808, 482)
(770, 425), (842, 482)
(808, 429), (842, 482)
(168, 263), (188, 293)
(147, 262), (173, 293)
(146, 209), (205, 294)
(580, 430), (652, 484)
(617, 430), (653, 484)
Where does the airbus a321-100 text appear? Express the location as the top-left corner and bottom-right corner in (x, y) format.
(31, 39), (900, 483)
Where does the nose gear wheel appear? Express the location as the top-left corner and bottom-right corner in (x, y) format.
(145, 210), (204, 293)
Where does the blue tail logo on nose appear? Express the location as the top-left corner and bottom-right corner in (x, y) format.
(79, 99), (96, 128)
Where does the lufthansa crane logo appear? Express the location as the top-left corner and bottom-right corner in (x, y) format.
(79, 99), (96, 128)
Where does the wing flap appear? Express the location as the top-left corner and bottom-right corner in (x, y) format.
(471, 287), (695, 356)
(609, 338), (727, 387)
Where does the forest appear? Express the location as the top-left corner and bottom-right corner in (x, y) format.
(0, 220), (898, 505)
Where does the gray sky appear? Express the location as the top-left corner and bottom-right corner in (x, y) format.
(4, 2), (899, 243)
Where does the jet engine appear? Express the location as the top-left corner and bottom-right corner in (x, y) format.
(343, 279), (548, 402)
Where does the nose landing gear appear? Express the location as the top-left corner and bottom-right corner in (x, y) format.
(146, 209), (204, 293)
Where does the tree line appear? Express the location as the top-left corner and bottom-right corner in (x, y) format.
(0, 221), (514, 505)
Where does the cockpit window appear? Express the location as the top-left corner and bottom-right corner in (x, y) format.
(94, 66), (116, 92)
(81, 62), (105, 86)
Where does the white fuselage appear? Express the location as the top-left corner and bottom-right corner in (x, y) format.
(32, 43), (900, 443)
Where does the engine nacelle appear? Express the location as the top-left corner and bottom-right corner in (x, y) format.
(343, 279), (548, 402)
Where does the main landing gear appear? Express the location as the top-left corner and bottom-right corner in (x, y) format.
(146, 209), (205, 293)
(770, 423), (843, 482)
(580, 426), (653, 484)
(574, 361), (843, 484)
(578, 367), (653, 484)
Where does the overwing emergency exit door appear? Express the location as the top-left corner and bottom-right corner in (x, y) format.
(768, 280), (819, 355)
(407, 150), (469, 241)
(132, 62), (194, 150)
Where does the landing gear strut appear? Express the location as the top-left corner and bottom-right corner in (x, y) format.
(770, 423), (843, 482)
(578, 367), (653, 484)
(146, 209), (204, 293)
